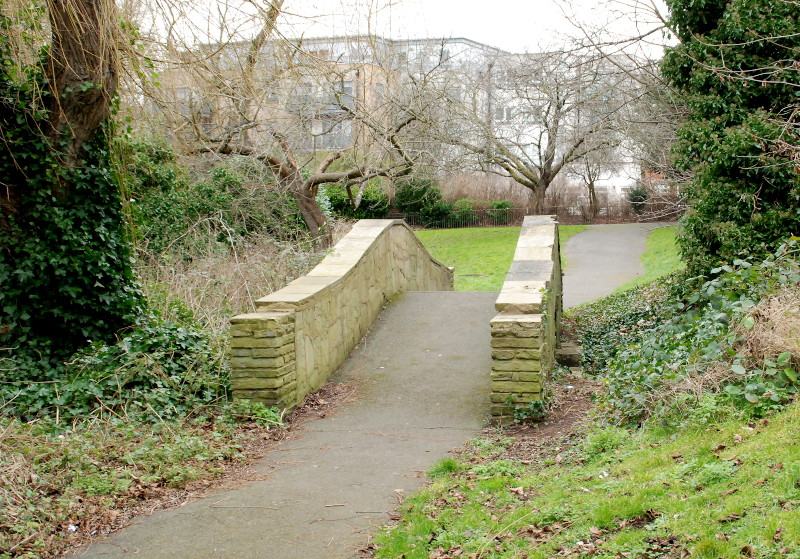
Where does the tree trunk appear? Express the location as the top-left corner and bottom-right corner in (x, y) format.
(528, 185), (548, 215)
(290, 181), (331, 246)
(587, 181), (599, 220)
(46, 0), (118, 170)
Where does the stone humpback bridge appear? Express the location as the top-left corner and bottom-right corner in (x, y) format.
(230, 216), (561, 422)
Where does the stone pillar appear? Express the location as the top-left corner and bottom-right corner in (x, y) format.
(490, 215), (560, 423)
(490, 315), (545, 417)
(229, 311), (298, 408)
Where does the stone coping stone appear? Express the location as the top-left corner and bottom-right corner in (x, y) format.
(506, 260), (554, 281)
(231, 311), (294, 323)
(256, 276), (339, 301)
(494, 280), (548, 313)
(522, 215), (558, 227)
(516, 228), (557, 248)
(490, 313), (543, 325)
(513, 245), (553, 262)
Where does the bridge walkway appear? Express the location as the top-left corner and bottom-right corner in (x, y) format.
(76, 291), (497, 559)
(75, 222), (661, 559)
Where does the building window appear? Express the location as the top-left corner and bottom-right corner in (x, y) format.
(495, 106), (514, 122)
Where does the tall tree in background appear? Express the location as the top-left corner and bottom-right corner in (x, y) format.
(439, 51), (631, 214)
(0, 0), (141, 359)
(662, 0), (800, 275)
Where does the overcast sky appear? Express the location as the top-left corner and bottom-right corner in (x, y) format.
(279, 0), (670, 54)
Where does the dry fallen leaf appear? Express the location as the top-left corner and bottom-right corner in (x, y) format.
(718, 512), (745, 523)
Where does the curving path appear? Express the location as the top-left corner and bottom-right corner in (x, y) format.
(562, 223), (666, 309)
(72, 223), (660, 559)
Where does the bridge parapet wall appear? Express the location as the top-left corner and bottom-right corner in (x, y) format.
(490, 215), (562, 423)
(230, 220), (453, 410)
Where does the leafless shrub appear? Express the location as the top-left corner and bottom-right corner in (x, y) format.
(739, 284), (800, 367)
(439, 172), (530, 206)
(137, 231), (329, 332)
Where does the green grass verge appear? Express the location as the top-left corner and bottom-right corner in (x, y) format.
(415, 226), (587, 291)
(373, 402), (800, 558)
(613, 225), (685, 293)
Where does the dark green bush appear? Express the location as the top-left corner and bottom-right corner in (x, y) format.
(662, 0), (800, 276)
(627, 186), (649, 215)
(326, 180), (390, 219)
(393, 178), (442, 213)
(488, 200), (513, 225)
(0, 315), (228, 422)
(420, 200), (454, 228)
(453, 198), (478, 223)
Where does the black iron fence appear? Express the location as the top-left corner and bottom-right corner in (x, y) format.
(387, 207), (529, 229)
(387, 201), (683, 230)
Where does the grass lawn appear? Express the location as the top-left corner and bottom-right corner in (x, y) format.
(613, 225), (685, 293)
(415, 225), (586, 291)
(373, 403), (800, 558)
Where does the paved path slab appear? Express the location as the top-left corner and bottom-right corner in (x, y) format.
(562, 223), (669, 309)
(74, 292), (497, 559)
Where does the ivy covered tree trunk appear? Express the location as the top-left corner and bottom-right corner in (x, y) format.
(0, 0), (141, 363)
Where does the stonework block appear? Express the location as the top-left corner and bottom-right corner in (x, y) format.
(229, 376), (288, 390)
(492, 380), (542, 394)
(251, 346), (294, 359)
(230, 325), (254, 337)
(253, 326), (291, 338)
(492, 359), (541, 373)
(490, 337), (540, 349)
(490, 371), (513, 381)
(507, 392), (542, 404)
(513, 349), (542, 360)
(230, 362), (295, 379)
(491, 349), (515, 360)
(490, 403), (512, 417)
(513, 372), (543, 383)
(230, 334), (293, 349)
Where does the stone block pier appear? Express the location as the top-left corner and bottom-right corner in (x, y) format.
(490, 216), (561, 422)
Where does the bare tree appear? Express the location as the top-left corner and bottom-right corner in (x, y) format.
(130, 7), (442, 243)
(436, 49), (633, 214)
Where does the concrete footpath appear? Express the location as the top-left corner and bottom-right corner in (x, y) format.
(74, 292), (497, 559)
(562, 223), (668, 309)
